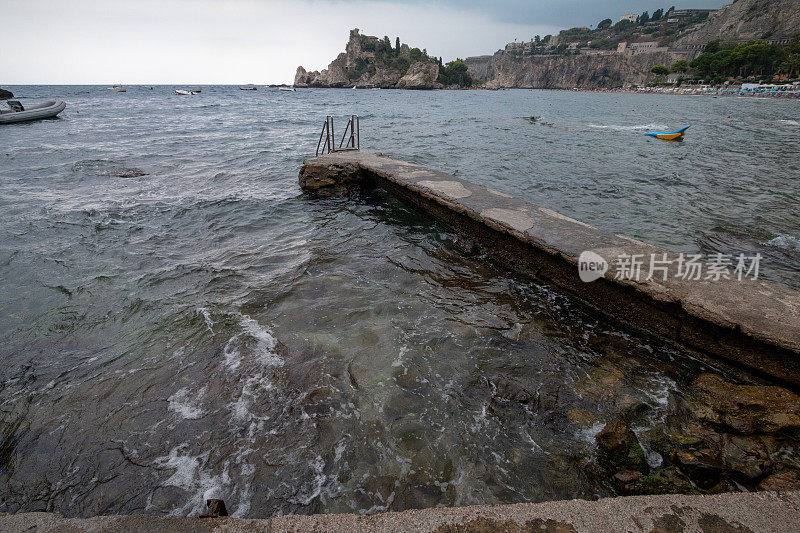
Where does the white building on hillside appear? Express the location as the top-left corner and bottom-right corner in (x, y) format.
(620, 14), (638, 23)
(629, 41), (658, 51)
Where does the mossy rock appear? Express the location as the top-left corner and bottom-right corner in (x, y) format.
(596, 419), (649, 473)
(631, 474), (704, 495)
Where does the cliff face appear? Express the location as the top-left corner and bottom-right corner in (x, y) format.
(295, 29), (441, 89)
(677, 0), (800, 44)
(467, 0), (800, 89)
(468, 51), (684, 89)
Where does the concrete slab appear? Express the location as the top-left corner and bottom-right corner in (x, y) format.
(3, 491), (800, 532)
(298, 151), (800, 386)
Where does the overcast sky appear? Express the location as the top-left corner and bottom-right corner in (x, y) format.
(1, 0), (728, 84)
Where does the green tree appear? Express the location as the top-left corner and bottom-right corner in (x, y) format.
(689, 39), (788, 79)
(671, 60), (689, 73)
(598, 18), (613, 29)
(437, 59), (473, 87)
(651, 64), (669, 76)
(783, 53), (800, 78)
(409, 47), (423, 61)
(640, 11), (650, 24)
(704, 40), (721, 54)
(652, 8), (664, 21)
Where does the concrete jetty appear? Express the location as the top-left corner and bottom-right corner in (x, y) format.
(3, 491), (800, 531)
(300, 151), (800, 387)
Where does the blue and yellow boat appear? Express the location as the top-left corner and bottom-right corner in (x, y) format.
(644, 125), (690, 141)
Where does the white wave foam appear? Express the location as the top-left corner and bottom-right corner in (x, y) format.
(223, 314), (283, 372)
(154, 445), (229, 516)
(764, 235), (800, 252)
(361, 491), (396, 514)
(197, 307), (215, 334)
(168, 387), (206, 420)
(229, 375), (273, 423)
(291, 454), (327, 506)
(779, 119), (800, 126)
(587, 123), (668, 132)
(391, 345), (408, 368)
(578, 421), (606, 444)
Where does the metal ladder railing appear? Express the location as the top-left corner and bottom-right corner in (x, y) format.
(316, 115), (360, 156)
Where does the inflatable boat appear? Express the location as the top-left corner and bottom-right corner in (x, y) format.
(644, 125), (691, 141)
(0, 100), (66, 124)
(175, 89), (200, 95)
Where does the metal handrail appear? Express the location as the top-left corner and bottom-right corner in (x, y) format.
(338, 115), (360, 150)
(339, 119), (351, 149)
(315, 115), (360, 156)
(315, 116), (330, 156)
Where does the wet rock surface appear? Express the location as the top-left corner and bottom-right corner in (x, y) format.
(0, 88), (13, 100)
(646, 375), (800, 493)
(685, 373), (800, 435)
(596, 420), (649, 474)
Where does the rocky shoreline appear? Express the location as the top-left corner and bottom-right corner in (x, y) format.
(592, 370), (800, 496)
(0, 88), (13, 100)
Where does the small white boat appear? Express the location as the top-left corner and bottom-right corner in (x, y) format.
(1, 100), (66, 124)
(174, 89), (200, 95)
(108, 85), (126, 92)
(239, 85), (257, 91)
(279, 87), (296, 92)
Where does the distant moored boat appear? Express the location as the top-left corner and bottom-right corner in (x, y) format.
(174, 89), (200, 95)
(1, 100), (67, 124)
(239, 85), (257, 91)
(279, 87), (296, 92)
(108, 85), (126, 92)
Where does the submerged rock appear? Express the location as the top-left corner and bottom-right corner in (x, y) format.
(613, 469), (644, 493)
(718, 433), (776, 479)
(596, 419), (649, 473)
(628, 469), (703, 496)
(576, 360), (625, 402)
(686, 374), (800, 435)
(0, 88), (13, 100)
(758, 468), (800, 491)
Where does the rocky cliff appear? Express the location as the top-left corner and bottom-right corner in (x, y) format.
(467, 50), (684, 89)
(467, 0), (800, 89)
(677, 0), (800, 44)
(295, 29), (441, 89)
(0, 88), (13, 100)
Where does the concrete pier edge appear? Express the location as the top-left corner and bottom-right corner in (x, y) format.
(2, 491), (800, 532)
(299, 151), (800, 387)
